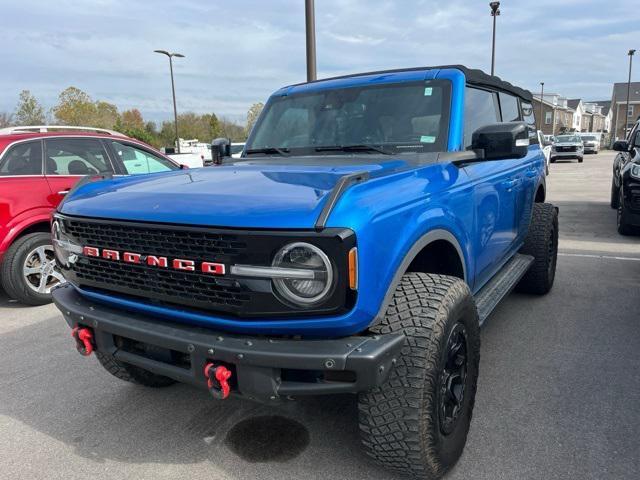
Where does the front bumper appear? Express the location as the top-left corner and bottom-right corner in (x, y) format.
(551, 150), (583, 159)
(53, 284), (404, 402)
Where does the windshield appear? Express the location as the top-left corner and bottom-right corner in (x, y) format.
(230, 144), (245, 155)
(556, 135), (580, 143)
(581, 135), (597, 141)
(245, 79), (450, 156)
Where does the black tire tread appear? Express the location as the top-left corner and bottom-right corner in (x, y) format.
(358, 273), (480, 479)
(516, 203), (558, 294)
(95, 350), (176, 388)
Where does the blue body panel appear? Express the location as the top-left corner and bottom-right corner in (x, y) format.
(59, 66), (546, 337)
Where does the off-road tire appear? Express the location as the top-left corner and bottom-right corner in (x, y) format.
(1, 232), (56, 305)
(617, 190), (634, 236)
(516, 203), (558, 294)
(358, 273), (480, 479)
(95, 350), (176, 387)
(610, 181), (619, 209)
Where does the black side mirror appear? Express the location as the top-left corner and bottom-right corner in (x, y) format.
(471, 122), (529, 160)
(211, 138), (231, 165)
(613, 140), (630, 152)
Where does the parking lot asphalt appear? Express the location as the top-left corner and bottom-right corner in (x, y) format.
(1, 151), (639, 480)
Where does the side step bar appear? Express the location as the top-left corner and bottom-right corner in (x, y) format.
(474, 253), (534, 326)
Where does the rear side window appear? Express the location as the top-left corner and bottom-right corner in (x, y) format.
(464, 87), (499, 148)
(520, 101), (538, 144)
(110, 141), (175, 175)
(45, 138), (112, 175)
(498, 92), (521, 122)
(0, 141), (43, 176)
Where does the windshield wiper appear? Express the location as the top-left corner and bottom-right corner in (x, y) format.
(315, 144), (393, 155)
(245, 147), (290, 156)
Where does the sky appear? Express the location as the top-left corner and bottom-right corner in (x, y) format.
(1, 0), (639, 125)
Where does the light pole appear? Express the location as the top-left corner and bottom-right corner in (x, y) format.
(625, 49), (636, 138)
(305, 0), (317, 81)
(154, 49), (185, 153)
(539, 82), (545, 131)
(490, 2), (500, 76)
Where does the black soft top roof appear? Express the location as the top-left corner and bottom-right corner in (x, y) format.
(297, 64), (533, 102)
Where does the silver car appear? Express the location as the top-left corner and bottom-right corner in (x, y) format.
(580, 134), (600, 154)
(551, 134), (584, 163)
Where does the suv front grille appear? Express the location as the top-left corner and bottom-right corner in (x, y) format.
(57, 216), (355, 318)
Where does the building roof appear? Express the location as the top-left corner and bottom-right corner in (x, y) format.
(588, 100), (611, 115)
(567, 99), (582, 110)
(611, 82), (640, 103)
(289, 65), (533, 102)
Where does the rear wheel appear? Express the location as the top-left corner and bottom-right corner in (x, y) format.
(358, 273), (480, 479)
(96, 350), (176, 387)
(516, 203), (558, 294)
(0, 232), (65, 305)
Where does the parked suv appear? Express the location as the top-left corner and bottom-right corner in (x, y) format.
(0, 126), (181, 305)
(611, 118), (640, 235)
(51, 66), (557, 479)
(550, 134), (584, 163)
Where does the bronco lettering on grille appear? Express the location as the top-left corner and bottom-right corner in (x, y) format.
(81, 246), (225, 275)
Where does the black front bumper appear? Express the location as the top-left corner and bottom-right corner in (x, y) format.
(53, 284), (404, 402)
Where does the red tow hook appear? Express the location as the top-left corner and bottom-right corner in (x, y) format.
(204, 362), (232, 400)
(71, 327), (94, 356)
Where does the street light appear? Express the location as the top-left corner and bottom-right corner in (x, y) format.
(154, 49), (185, 153)
(539, 82), (545, 131)
(489, 2), (500, 76)
(625, 49), (636, 138)
(305, 0), (317, 81)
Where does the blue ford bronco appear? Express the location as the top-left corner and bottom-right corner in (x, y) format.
(52, 65), (558, 479)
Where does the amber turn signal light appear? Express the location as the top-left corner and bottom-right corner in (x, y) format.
(348, 247), (358, 290)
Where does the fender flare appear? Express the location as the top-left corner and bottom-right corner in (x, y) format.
(373, 229), (467, 322)
(0, 210), (53, 255)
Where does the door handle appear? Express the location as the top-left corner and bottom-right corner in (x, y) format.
(58, 190), (71, 195)
(501, 179), (520, 189)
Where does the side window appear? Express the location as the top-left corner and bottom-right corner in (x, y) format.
(0, 141), (42, 176)
(45, 138), (112, 175)
(498, 92), (521, 122)
(520, 101), (538, 143)
(464, 87), (499, 148)
(110, 141), (175, 175)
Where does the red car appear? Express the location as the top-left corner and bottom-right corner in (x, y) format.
(0, 126), (182, 305)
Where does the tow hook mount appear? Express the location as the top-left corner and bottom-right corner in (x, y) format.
(71, 326), (95, 356)
(204, 362), (232, 400)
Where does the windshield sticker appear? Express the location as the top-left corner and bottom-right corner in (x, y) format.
(424, 87), (433, 96)
(420, 135), (436, 143)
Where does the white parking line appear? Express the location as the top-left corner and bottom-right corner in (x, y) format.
(559, 252), (640, 262)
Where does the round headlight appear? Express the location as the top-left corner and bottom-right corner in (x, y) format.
(272, 242), (334, 306)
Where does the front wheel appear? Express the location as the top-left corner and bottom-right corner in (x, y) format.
(610, 181), (619, 209)
(617, 190), (634, 235)
(578, 157), (584, 163)
(358, 273), (480, 479)
(0, 232), (66, 305)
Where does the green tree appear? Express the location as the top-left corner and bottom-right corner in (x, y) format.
(246, 102), (264, 134)
(52, 87), (97, 125)
(93, 101), (119, 129)
(14, 90), (45, 125)
(120, 109), (145, 131)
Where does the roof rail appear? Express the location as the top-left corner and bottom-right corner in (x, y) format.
(0, 125), (127, 137)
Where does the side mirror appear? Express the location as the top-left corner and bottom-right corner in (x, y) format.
(612, 140), (629, 152)
(211, 138), (231, 165)
(471, 122), (529, 160)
